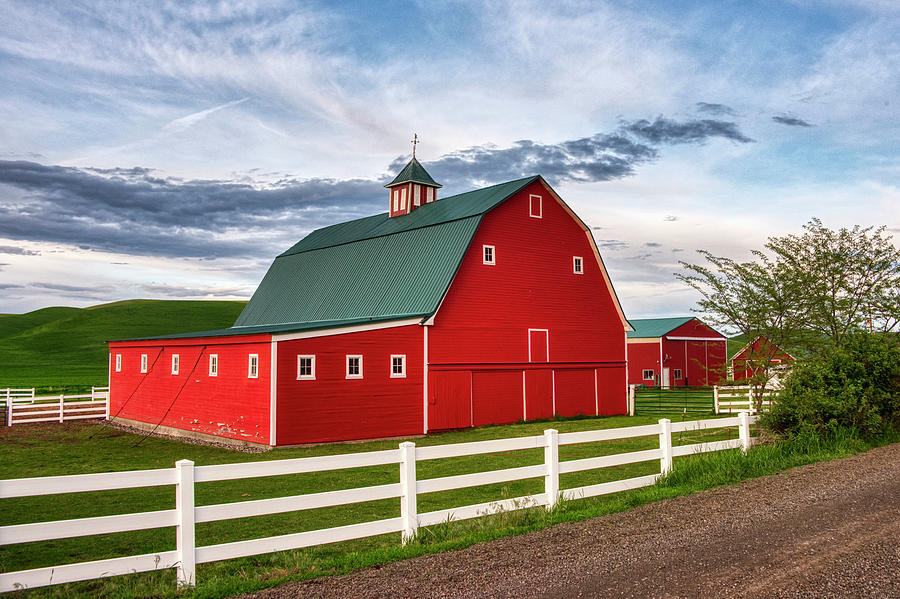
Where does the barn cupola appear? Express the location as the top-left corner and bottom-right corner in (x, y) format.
(385, 134), (442, 217)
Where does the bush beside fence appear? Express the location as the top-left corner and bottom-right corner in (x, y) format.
(0, 413), (756, 592)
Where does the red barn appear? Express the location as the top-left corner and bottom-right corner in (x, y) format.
(108, 159), (632, 446)
(626, 317), (726, 387)
(730, 335), (795, 384)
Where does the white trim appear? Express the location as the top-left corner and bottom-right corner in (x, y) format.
(115, 354), (122, 372)
(172, 354), (180, 375)
(106, 352), (112, 419)
(140, 354), (148, 374)
(209, 354), (218, 377)
(248, 354), (259, 379)
(401, 187), (408, 212)
(426, 186), (434, 203)
(573, 256), (583, 274)
(392, 189), (400, 213)
(413, 184), (421, 207)
(297, 355), (316, 380)
(673, 368), (682, 380)
(527, 328), (550, 362)
(390, 354), (407, 378)
(269, 340), (277, 446)
(551, 370), (556, 415)
(529, 194), (542, 218)
(423, 325), (429, 434)
(482, 244), (495, 265)
(271, 318), (421, 342)
(665, 336), (726, 342)
(346, 355), (363, 379)
(642, 369), (655, 381)
(522, 371), (527, 421)
(594, 369), (599, 415)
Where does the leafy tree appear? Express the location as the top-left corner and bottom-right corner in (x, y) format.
(677, 218), (900, 411)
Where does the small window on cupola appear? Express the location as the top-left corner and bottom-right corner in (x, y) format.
(384, 135), (442, 217)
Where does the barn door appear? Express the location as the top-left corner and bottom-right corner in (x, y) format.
(428, 371), (472, 430)
(528, 329), (549, 363)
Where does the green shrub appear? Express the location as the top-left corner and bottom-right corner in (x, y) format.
(763, 333), (900, 439)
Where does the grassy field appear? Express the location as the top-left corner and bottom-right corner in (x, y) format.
(0, 300), (246, 391)
(2, 412), (752, 598)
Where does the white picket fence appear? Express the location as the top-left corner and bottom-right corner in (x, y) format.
(714, 386), (776, 414)
(4, 387), (109, 426)
(0, 413), (757, 592)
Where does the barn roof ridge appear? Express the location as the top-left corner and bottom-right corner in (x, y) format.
(280, 175), (539, 256)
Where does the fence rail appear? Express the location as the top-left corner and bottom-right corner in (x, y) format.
(714, 386), (776, 414)
(4, 387), (109, 426)
(0, 413), (757, 593)
(628, 385), (714, 414)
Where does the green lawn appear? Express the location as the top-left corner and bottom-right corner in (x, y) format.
(0, 300), (246, 391)
(1, 412), (744, 597)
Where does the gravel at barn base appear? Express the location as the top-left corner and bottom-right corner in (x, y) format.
(235, 443), (900, 599)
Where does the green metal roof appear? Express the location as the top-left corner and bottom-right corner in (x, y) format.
(626, 317), (695, 338)
(385, 157), (442, 188)
(232, 175), (539, 329)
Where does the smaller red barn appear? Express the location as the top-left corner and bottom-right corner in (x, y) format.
(730, 335), (795, 385)
(626, 317), (727, 387)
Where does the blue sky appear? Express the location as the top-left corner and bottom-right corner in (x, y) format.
(0, 0), (897, 317)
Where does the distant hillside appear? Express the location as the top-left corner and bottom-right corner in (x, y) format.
(727, 334), (751, 358)
(0, 300), (246, 389)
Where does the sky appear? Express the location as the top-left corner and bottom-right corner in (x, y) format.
(0, 0), (897, 318)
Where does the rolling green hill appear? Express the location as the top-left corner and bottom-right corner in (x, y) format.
(0, 300), (246, 390)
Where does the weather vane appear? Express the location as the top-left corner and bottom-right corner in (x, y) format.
(411, 133), (419, 159)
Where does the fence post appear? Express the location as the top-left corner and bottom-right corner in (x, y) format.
(58, 394), (65, 423)
(399, 442), (418, 545)
(628, 385), (636, 416)
(658, 418), (673, 476)
(738, 412), (751, 454)
(175, 459), (196, 588)
(6, 396), (12, 427)
(713, 386), (720, 414)
(544, 429), (560, 508)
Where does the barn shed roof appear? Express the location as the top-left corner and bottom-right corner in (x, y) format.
(626, 317), (695, 338)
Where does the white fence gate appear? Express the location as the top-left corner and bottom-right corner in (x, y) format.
(4, 387), (109, 426)
(0, 413), (756, 592)
(714, 386), (776, 414)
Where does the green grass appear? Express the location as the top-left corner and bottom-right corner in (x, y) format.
(0, 300), (246, 391)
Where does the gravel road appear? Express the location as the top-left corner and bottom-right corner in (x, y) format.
(237, 443), (900, 599)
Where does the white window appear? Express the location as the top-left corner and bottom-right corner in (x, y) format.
(529, 194), (542, 218)
(483, 244), (495, 265)
(209, 354), (218, 377)
(426, 187), (434, 203)
(140, 354), (148, 373)
(248, 354), (259, 379)
(393, 189), (400, 212)
(172, 354), (180, 375)
(573, 256), (584, 274)
(642, 369), (654, 381)
(391, 354), (406, 378)
(413, 184), (421, 206)
(297, 355), (315, 380)
(346, 355), (363, 379)
(115, 354), (122, 372)
(674, 368), (682, 380)
(400, 188), (407, 210)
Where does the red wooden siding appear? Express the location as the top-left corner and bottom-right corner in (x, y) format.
(553, 369), (595, 417)
(666, 319), (724, 339)
(524, 369), (553, 420)
(429, 370), (472, 430)
(275, 324), (423, 444)
(108, 335), (271, 444)
(626, 342), (660, 386)
(428, 179), (627, 423)
(472, 370), (522, 426)
(596, 365), (627, 415)
(731, 337), (794, 381)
